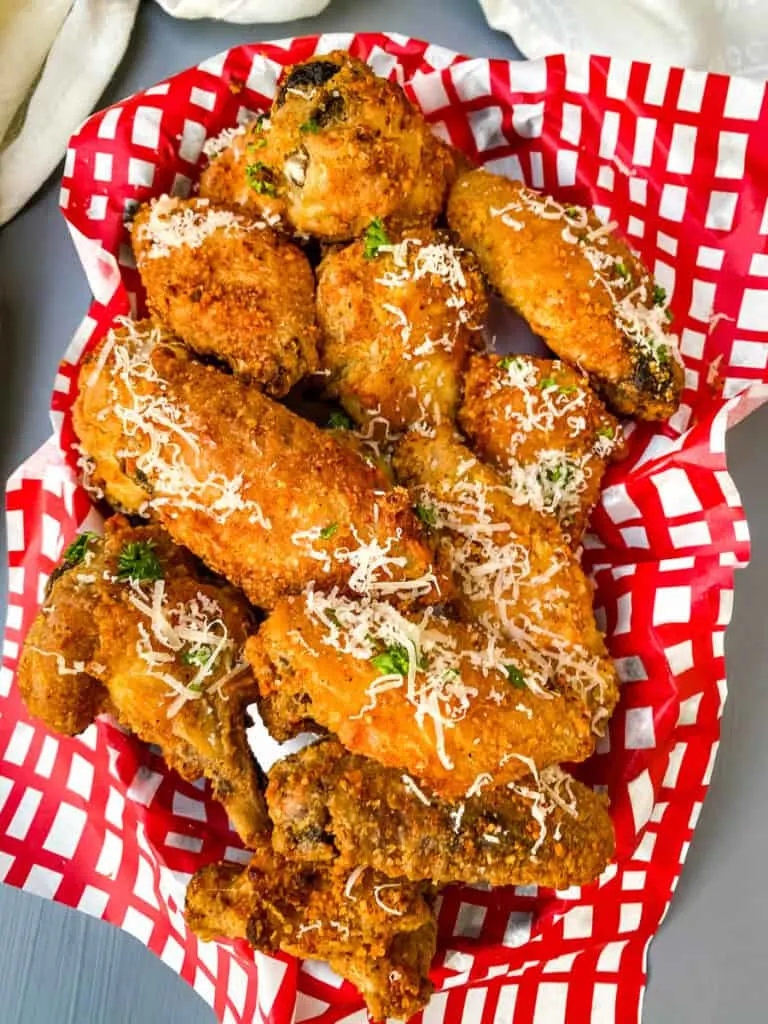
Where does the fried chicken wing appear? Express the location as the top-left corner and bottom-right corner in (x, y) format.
(245, 592), (595, 801)
(18, 516), (267, 845)
(268, 739), (614, 888)
(457, 353), (626, 542)
(447, 169), (683, 419)
(392, 426), (619, 733)
(185, 844), (436, 1022)
(316, 227), (488, 431)
(200, 52), (452, 241)
(131, 196), (318, 395)
(72, 319), (436, 608)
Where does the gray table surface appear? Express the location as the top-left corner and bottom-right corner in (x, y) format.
(1, 1), (767, 1021)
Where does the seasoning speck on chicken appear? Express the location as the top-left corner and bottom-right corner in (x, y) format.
(447, 168), (683, 420)
(131, 195), (318, 396)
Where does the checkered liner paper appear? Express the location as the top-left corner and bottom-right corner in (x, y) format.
(3, 31), (768, 1024)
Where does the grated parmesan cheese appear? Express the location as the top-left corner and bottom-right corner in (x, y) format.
(135, 195), (254, 259)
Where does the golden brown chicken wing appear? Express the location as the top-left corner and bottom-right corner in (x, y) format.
(131, 195), (318, 395)
(447, 169), (683, 420)
(457, 352), (626, 542)
(268, 738), (614, 888)
(316, 226), (488, 431)
(245, 593), (595, 801)
(18, 516), (267, 845)
(200, 51), (453, 241)
(392, 426), (619, 733)
(185, 843), (436, 1022)
(72, 319), (436, 609)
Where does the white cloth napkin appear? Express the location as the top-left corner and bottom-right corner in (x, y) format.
(479, 0), (768, 78)
(154, 0), (331, 21)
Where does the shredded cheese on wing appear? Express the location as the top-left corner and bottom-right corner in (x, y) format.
(135, 195), (256, 259)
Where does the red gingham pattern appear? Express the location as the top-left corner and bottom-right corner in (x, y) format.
(4, 33), (768, 1024)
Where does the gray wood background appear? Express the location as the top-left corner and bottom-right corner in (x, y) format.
(1, 1), (767, 1021)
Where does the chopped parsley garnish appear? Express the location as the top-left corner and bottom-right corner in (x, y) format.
(505, 664), (527, 689)
(62, 532), (99, 570)
(363, 217), (390, 259)
(245, 162), (277, 196)
(183, 645), (215, 669)
(415, 503), (437, 527)
(539, 377), (558, 390)
(300, 118), (321, 133)
(255, 114), (268, 132)
(499, 355), (522, 371)
(247, 138), (268, 150)
(564, 205), (580, 217)
(614, 260), (631, 280)
(328, 410), (354, 430)
(597, 425), (615, 439)
(370, 643), (411, 677)
(320, 522), (338, 540)
(652, 284), (667, 306)
(665, 308), (674, 322)
(116, 540), (163, 584)
(558, 384), (577, 395)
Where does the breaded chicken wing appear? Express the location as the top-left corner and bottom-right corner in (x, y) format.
(18, 516), (267, 845)
(131, 196), (317, 395)
(316, 227), (487, 431)
(200, 52), (453, 241)
(185, 844), (436, 1022)
(393, 426), (619, 733)
(72, 320), (436, 609)
(458, 353), (626, 542)
(245, 593), (595, 801)
(447, 169), (683, 419)
(268, 739), (614, 888)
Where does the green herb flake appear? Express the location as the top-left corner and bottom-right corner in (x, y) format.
(558, 385), (578, 395)
(328, 410), (354, 430)
(300, 118), (321, 134)
(597, 425), (615, 439)
(652, 284), (667, 306)
(415, 503), (437, 527)
(187, 681), (204, 693)
(245, 162), (277, 196)
(505, 664), (527, 689)
(370, 643), (411, 677)
(539, 377), (558, 390)
(62, 532), (99, 570)
(564, 205), (580, 217)
(183, 645), (215, 669)
(255, 114), (267, 132)
(665, 308), (674, 322)
(499, 355), (522, 371)
(614, 260), (631, 280)
(363, 217), (390, 260)
(116, 540), (164, 584)
(320, 522), (338, 540)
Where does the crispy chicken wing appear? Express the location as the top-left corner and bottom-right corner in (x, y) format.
(245, 592), (595, 801)
(268, 739), (614, 888)
(457, 353), (626, 542)
(447, 169), (683, 419)
(393, 426), (619, 733)
(131, 196), (318, 395)
(316, 227), (488, 431)
(185, 843), (436, 1022)
(72, 319), (436, 609)
(18, 516), (267, 845)
(200, 51), (452, 241)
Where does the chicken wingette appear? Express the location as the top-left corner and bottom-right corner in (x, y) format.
(185, 843), (437, 1022)
(447, 168), (683, 419)
(72, 319), (436, 609)
(18, 515), (267, 846)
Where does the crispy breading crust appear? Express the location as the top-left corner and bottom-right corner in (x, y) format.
(18, 516), (268, 845)
(200, 51), (450, 241)
(131, 196), (318, 395)
(268, 739), (615, 888)
(458, 353), (626, 542)
(72, 321), (436, 609)
(447, 169), (683, 419)
(316, 227), (488, 430)
(185, 843), (436, 1022)
(393, 426), (619, 732)
(245, 597), (595, 801)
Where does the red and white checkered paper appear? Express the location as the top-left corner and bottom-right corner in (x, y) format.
(4, 32), (768, 1024)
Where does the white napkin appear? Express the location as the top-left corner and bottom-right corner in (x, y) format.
(0, 0), (140, 227)
(153, 0), (331, 21)
(479, 0), (768, 77)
